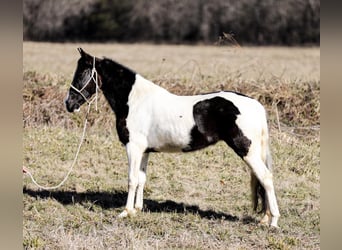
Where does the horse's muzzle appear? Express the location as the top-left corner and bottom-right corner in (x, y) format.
(65, 99), (80, 113)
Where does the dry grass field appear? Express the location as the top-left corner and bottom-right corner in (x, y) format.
(23, 42), (320, 249)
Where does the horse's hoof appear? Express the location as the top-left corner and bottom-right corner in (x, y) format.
(118, 210), (128, 218)
(259, 214), (271, 225)
(135, 207), (142, 212)
(270, 220), (280, 229)
(270, 216), (280, 228)
(118, 208), (137, 218)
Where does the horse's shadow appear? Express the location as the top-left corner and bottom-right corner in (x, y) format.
(23, 187), (247, 223)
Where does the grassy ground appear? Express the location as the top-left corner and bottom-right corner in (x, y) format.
(23, 42), (320, 249)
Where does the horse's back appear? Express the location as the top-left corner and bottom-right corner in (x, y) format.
(127, 80), (267, 154)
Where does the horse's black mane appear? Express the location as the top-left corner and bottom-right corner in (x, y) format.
(101, 57), (136, 75)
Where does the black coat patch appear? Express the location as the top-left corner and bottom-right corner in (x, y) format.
(98, 59), (136, 145)
(184, 96), (251, 157)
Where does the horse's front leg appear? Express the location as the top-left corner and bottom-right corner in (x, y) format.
(118, 142), (145, 218)
(135, 153), (149, 211)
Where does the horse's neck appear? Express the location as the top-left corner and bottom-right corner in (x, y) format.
(98, 59), (134, 111)
(102, 87), (128, 119)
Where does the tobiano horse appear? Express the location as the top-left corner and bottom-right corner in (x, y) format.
(65, 48), (280, 227)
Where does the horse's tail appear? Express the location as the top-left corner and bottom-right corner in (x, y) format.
(251, 115), (272, 213)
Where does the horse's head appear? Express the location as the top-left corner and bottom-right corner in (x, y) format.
(65, 48), (100, 112)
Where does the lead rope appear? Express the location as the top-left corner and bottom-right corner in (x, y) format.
(23, 57), (99, 190)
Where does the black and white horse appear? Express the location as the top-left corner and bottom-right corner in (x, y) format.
(65, 48), (280, 227)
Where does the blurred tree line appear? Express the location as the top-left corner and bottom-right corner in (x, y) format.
(23, 0), (320, 45)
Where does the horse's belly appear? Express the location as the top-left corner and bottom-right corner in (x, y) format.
(147, 118), (194, 152)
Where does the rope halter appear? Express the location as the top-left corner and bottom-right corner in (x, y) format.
(70, 56), (100, 111)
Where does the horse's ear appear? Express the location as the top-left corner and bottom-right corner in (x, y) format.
(77, 48), (94, 65)
(78, 48), (85, 57)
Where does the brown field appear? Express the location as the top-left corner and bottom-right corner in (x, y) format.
(23, 42), (320, 249)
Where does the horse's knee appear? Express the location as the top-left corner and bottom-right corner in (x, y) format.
(128, 169), (141, 188)
(245, 156), (270, 180)
(128, 178), (138, 190)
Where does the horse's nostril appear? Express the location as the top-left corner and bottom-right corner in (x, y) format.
(65, 100), (75, 113)
(66, 104), (73, 113)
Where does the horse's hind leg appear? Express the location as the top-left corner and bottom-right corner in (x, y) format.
(244, 152), (280, 227)
(250, 172), (267, 214)
(251, 172), (272, 225)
